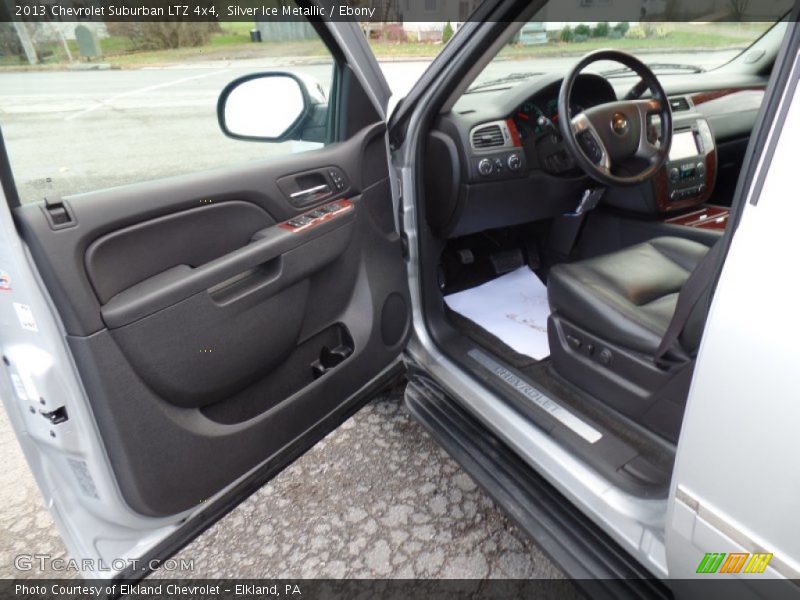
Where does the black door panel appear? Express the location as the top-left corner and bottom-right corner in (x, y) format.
(14, 121), (410, 517)
(15, 123), (388, 335)
(108, 221), (355, 408)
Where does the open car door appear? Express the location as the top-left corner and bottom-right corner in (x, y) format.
(0, 18), (409, 577)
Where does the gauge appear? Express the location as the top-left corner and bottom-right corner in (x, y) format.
(514, 100), (546, 136)
(545, 97), (585, 123)
(545, 98), (559, 121)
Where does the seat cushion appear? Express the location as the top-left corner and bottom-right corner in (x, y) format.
(547, 237), (710, 355)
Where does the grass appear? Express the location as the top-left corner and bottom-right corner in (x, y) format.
(0, 22), (772, 70)
(105, 40), (330, 67)
(497, 23), (772, 59)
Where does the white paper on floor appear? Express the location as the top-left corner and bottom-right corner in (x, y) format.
(445, 267), (550, 360)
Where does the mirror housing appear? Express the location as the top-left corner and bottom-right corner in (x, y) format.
(217, 72), (327, 143)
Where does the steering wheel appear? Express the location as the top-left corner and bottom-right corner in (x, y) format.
(558, 50), (672, 187)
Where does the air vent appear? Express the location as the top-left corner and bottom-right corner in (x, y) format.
(669, 97), (691, 112)
(472, 124), (505, 149)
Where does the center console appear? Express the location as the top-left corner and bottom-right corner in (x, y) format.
(654, 117), (717, 212)
(583, 113), (717, 216)
(666, 128), (707, 201)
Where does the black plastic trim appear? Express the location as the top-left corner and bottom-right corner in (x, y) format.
(0, 127), (20, 209)
(405, 373), (672, 599)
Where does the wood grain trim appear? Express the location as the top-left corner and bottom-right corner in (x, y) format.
(690, 87), (765, 106)
(506, 118), (523, 147)
(665, 206), (730, 230)
(279, 199), (353, 233)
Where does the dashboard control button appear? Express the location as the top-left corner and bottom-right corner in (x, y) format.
(508, 154), (522, 170)
(478, 158), (493, 176)
(669, 168), (680, 182)
(493, 158), (504, 171)
(577, 131), (603, 163)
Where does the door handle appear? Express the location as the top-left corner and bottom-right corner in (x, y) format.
(290, 184), (331, 202)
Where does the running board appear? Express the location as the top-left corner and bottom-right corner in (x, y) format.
(404, 374), (672, 599)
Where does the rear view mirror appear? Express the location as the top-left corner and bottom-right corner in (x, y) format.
(218, 72), (322, 142)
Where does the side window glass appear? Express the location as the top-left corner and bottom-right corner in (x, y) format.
(0, 13), (334, 204)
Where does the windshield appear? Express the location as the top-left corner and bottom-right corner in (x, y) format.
(468, 20), (776, 92)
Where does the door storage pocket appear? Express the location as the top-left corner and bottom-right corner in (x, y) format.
(201, 323), (355, 424)
(111, 280), (309, 409)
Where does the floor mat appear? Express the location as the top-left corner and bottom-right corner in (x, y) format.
(444, 267), (550, 360)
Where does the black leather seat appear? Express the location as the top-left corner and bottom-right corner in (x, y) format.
(548, 237), (710, 357)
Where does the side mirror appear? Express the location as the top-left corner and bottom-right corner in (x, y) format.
(217, 72), (326, 142)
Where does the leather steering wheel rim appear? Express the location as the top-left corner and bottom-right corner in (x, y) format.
(558, 49), (673, 187)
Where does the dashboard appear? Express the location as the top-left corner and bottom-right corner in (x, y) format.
(424, 70), (767, 239)
(512, 76), (616, 145)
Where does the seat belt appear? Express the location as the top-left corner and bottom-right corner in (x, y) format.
(654, 241), (724, 367)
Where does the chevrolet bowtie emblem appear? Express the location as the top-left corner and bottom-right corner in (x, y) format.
(612, 112), (630, 135)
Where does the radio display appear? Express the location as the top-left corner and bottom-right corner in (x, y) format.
(669, 131), (700, 160)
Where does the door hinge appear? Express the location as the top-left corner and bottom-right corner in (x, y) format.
(42, 194), (75, 229)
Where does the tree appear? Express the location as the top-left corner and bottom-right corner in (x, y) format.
(592, 22), (609, 38)
(574, 24), (591, 37)
(614, 22), (630, 35)
(560, 25), (574, 43)
(442, 21), (454, 44)
(106, 22), (218, 51)
(0, 23), (22, 58)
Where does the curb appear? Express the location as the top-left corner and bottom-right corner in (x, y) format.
(67, 63), (115, 71)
